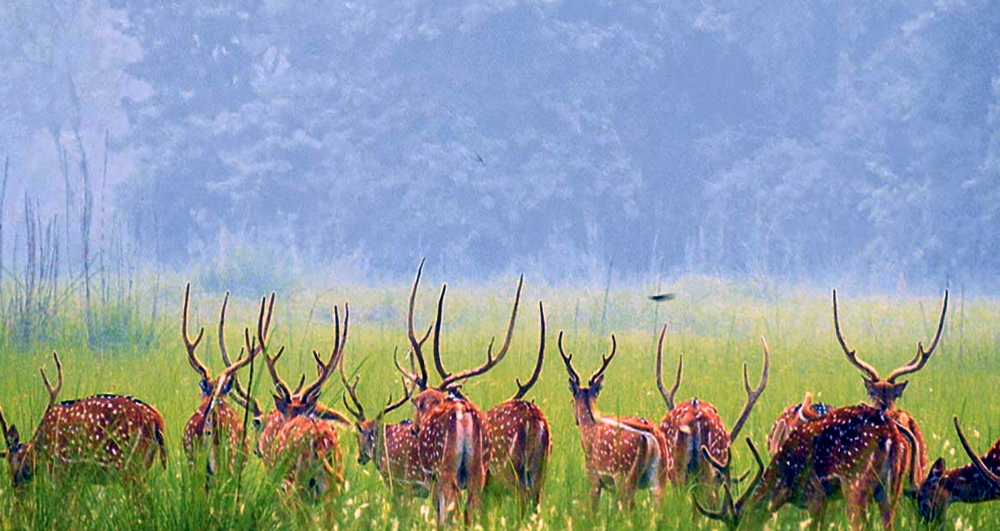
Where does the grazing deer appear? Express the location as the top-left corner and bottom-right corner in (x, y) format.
(912, 416), (1000, 526)
(559, 332), (668, 509)
(393, 259), (522, 525)
(694, 404), (917, 531)
(766, 391), (831, 457)
(340, 352), (426, 497)
(483, 301), (551, 514)
(180, 285), (269, 482)
(259, 303), (351, 497)
(832, 288), (948, 484)
(655, 325), (769, 496)
(0, 352), (167, 489)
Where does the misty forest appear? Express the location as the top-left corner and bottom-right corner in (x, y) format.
(2, 0), (998, 287)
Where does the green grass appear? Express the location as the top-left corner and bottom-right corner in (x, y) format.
(0, 276), (997, 530)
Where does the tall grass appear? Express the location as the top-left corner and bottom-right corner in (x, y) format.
(0, 278), (997, 530)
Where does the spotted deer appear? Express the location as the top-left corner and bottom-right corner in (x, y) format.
(559, 332), (668, 509)
(393, 259), (521, 525)
(340, 351), (426, 497)
(0, 353), (167, 489)
(180, 285), (269, 482)
(259, 303), (350, 497)
(911, 416), (1000, 526)
(766, 391), (831, 457)
(655, 325), (769, 498)
(483, 301), (551, 514)
(694, 404), (918, 531)
(832, 288), (948, 485)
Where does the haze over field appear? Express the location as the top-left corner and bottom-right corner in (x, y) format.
(2, 1), (999, 288)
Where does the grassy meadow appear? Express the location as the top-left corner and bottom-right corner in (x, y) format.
(0, 274), (997, 530)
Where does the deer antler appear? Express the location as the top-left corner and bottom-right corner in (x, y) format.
(728, 336), (771, 441)
(406, 259), (432, 389)
(431, 284), (449, 381)
(655, 324), (682, 410)
(954, 416), (1000, 487)
(557, 331), (581, 388)
(694, 437), (764, 526)
(832, 289), (881, 381)
(301, 304), (349, 404)
(341, 360), (366, 423)
(886, 290), (948, 383)
(511, 301), (546, 401)
(218, 291), (265, 416)
(39, 352), (63, 406)
(438, 275), (523, 390)
(254, 294), (291, 405)
(588, 335), (617, 386)
(182, 283), (210, 382)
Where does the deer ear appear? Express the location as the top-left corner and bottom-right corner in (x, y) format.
(929, 457), (946, 478)
(219, 376), (235, 395)
(591, 376), (604, 395)
(892, 381), (908, 400)
(5, 425), (19, 448)
(273, 396), (288, 416)
(199, 380), (213, 397)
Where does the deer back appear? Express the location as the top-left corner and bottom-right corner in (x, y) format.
(485, 400), (551, 493)
(24, 395), (166, 485)
(766, 397), (832, 457)
(659, 398), (729, 484)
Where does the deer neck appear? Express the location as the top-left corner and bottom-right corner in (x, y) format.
(572, 397), (599, 428)
(943, 465), (1000, 504)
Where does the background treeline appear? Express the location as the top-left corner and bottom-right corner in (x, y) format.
(1, 0), (998, 288)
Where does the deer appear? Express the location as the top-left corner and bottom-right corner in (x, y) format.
(766, 391), (831, 457)
(655, 325), (769, 501)
(832, 288), (948, 486)
(0, 352), (167, 490)
(180, 284), (270, 483)
(482, 301), (551, 514)
(693, 405), (918, 531)
(911, 416), (1000, 526)
(340, 349), (426, 498)
(559, 332), (669, 509)
(392, 259), (521, 525)
(258, 302), (351, 497)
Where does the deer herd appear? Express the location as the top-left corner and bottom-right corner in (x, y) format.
(0, 261), (996, 529)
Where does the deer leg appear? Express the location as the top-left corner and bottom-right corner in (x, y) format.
(843, 479), (874, 531)
(618, 445), (646, 510)
(588, 473), (603, 508)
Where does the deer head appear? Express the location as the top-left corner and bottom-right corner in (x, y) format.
(833, 289), (948, 410)
(692, 437), (766, 528)
(558, 332), (617, 425)
(264, 303), (349, 420)
(181, 284), (270, 438)
(914, 416), (1000, 523)
(341, 349), (414, 465)
(0, 351), (63, 485)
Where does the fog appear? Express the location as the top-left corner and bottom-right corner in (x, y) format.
(3, 1), (999, 289)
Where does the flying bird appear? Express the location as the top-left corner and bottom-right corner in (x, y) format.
(648, 293), (676, 302)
